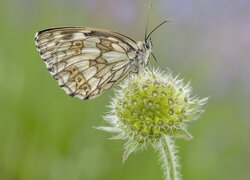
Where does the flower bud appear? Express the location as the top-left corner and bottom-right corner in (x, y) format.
(99, 68), (208, 160)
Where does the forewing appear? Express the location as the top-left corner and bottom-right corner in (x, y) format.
(35, 27), (138, 99)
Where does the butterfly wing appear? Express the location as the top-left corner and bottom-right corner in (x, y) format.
(35, 27), (139, 99)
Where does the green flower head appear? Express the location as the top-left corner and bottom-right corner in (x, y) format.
(99, 68), (208, 161)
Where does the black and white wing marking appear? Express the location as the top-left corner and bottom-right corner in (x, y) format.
(35, 27), (139, 100)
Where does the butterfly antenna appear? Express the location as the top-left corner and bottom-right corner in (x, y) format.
(144, 2), (153, 40)
(146, 20), (170, 41)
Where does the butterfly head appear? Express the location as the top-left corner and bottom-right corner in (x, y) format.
(143, 38), (153, 66)
(143, 37), (153, 51)
(136, 39), (153, 69)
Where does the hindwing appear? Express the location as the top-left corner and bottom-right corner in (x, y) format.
(35, 27), (139, 99)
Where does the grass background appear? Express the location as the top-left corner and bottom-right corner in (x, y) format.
(0, 0), (249, 179)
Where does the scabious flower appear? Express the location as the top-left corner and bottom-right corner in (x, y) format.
(98, 68), (208, 179)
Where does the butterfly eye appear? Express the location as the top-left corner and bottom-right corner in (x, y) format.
(144, 42), (151, 49)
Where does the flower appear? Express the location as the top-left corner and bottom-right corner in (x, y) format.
(98, 68), (208, 161)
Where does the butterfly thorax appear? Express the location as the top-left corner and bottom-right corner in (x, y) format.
(131, 41), (152, 73)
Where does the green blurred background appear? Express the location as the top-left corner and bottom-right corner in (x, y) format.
(0, 0), (249, 179)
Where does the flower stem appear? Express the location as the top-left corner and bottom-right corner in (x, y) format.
(159, 135), (181, 180)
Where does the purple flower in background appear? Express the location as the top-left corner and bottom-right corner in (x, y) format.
(109, 0), (137, 23)
(159, 0), (193, 22)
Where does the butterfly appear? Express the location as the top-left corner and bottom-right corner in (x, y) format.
(35, 22), (167, 100)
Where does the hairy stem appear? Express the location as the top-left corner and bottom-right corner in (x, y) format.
(159, 135), (181, 180)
